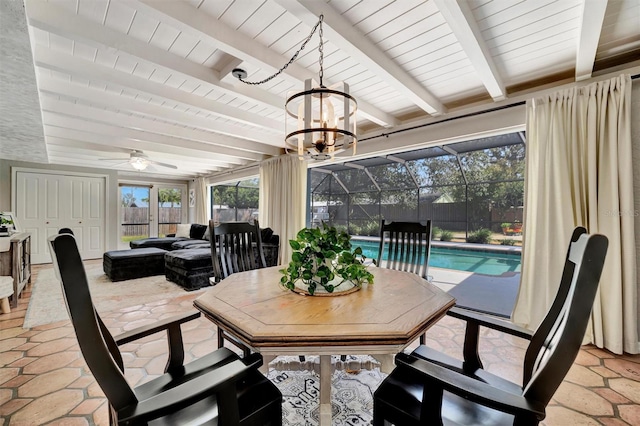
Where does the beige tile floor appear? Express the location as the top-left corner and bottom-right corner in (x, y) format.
(1, 261), (639, 425)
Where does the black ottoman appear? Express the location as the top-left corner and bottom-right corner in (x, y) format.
(103, 248), (167, 282)
(171, 240), (210, 250)
(164, 248), (215, 291)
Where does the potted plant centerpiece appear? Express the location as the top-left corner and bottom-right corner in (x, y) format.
(280, 223), (374, 296)
(0, 215), (14, 235)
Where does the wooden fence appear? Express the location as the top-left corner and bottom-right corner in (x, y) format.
(121, 207), (181, 237)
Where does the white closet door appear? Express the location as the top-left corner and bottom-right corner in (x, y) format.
(15, 171), (105, 264)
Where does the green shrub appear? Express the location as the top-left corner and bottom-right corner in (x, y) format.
(467, 228), (493, 244)
(439, 229), (454, 242)
(500, 238), (516, 246)
(361, 221), (380, 236)
(431, 226), (442, 240)
(500, 222), (512, 228)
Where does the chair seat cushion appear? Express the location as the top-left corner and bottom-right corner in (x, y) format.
(103, 248), (167, 281)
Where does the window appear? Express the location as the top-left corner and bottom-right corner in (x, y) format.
(211, 178), (259, 223)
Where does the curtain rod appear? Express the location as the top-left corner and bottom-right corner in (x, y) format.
(207, 71), (640, 177)
(362, 71), (640, 143)
(360, 101), (526, 143)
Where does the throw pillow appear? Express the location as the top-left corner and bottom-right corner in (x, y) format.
(203, 225), (211, 241)
(190, 224), (207, 239)
(260, 227), (274, 243)
(175, 223), (191, 238)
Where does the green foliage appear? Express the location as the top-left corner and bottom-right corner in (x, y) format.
(467, 228), (493, 244)
(439, 229), (454, 242)
(431, 226), (442, 240)
(279, 223), (374, 295)
(212, 179), (259, 209)
(0, 216), (13, 225)
(158, 188), (182, 207)
(500, 238), (517, 246)
(501, 222), (512, 228)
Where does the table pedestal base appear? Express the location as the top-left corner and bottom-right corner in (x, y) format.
(260, 353), (396, 426)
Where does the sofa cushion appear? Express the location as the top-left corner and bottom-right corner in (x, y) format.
(190, 224), (207, 240)
(130, 237), (188, 251)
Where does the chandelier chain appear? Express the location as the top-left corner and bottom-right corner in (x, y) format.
(318, 16), (324, 86)
(237, 15), (324, 86)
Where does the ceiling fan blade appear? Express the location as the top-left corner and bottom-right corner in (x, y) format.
(98, 157), (129, 161)
(108, 161), (130, 167)
(148, 160), (178, 169)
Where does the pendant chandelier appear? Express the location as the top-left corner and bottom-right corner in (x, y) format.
(234, 14), (357, 160)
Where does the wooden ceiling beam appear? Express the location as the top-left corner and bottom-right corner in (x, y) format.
(433, 0), (506, 101)
(32, 46), (283, 132)
(276, 0), (446, 116)
(575, 0), (608, 81)
(134, 0), (399, 128)
(36, 77), (282, 147)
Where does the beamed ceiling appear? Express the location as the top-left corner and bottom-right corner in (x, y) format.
(1, 0), (639, 179)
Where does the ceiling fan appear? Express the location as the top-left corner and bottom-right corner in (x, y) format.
(99, 150), (177, 171)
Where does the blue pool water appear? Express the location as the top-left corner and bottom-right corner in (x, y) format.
(352, 239), (521, 276)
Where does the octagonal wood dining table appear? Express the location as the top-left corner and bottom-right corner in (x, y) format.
(194, 265), (455, 426)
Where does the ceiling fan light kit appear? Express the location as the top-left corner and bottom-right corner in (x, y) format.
(129, 156), (149, 171)
(235, 14), (357, 161)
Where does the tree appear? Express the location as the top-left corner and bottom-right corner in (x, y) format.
(122, 192), (136, 207)
(158, 188), (182, 207)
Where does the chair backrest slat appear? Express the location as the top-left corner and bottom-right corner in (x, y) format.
(210, 220), (266, 282)
(377, 220), (432, 280)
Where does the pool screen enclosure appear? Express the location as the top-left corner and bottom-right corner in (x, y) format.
(309, 132), (526, 240)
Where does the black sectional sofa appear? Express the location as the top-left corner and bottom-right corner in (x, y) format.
(127, 223), (279, 290)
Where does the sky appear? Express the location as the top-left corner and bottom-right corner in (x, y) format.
(121, 186), (149, 207)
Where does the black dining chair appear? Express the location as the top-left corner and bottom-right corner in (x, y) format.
(373, 227), (608, 426)
(210, 220), (267, 356)
(378, 219), (432, 344)
(210, 220), (267, 282)
(49, 233), (282, 425)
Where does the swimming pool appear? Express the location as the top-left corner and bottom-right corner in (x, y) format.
(352, 239), (521, 276)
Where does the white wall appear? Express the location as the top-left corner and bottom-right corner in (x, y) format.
(0, 159), (189, 253)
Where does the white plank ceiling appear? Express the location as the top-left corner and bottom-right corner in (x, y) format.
(2, 0), (639, 179)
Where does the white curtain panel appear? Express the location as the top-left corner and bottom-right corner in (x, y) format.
(513, 74), (637, 354)
(195, 177), (208, 225)
(259, 155), (308, 265)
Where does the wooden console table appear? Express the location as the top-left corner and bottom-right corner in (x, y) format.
(0, 233), (32, 308)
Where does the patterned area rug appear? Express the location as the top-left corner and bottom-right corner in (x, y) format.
(23, 263), (197, 328)
(267, 356), (385, 426)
